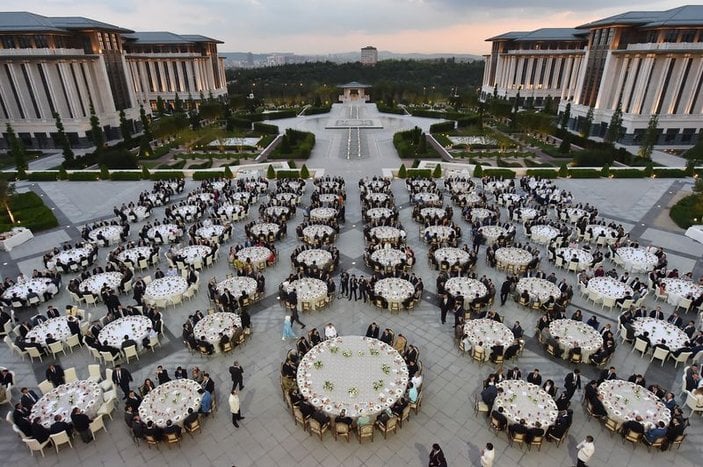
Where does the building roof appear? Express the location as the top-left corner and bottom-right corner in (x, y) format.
(361, 46), (377, 50)
(124, 31), (223, 45)
(577, 5), (703, 29)
(0, 11), (132, 33)
(486, 28), (586, 42)
(338, 81), (372, 89)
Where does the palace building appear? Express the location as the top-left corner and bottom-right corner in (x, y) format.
(481, 5), (703, 145)
(0, 12), (226, 149)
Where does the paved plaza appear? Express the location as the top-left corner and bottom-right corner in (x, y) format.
(1, 103), (702, 466)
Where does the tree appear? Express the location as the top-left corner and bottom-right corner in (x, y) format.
(638, 113), (659, 159)
(100, 164), (110, 180)
(473, 163), (483, 177)
(156, 97), (165, 116)
(580, 106), (594, 138)
(140, 105), (152, 141)
(53, 112), (74, 163)
(174, 93), (183, 113)
(279, 134), (291, 153)
(560, 103), (571, 129)
(141, 165), (150, 180)
(189, 110), (201, 130)
(313, 95), (322, 108)
(542, 95), (555, 114)
(432, 164), (442, 178)
(558, 139), (571, 154)
(558, 162), (568, 177)
(300, 164), (310, 179)
(418, 133), (427, 154)
(119, 110), (132, 144)
(139, 136), (153, 158)
(187, 93), (195, 111)
(224, 165), (233, 179)
(0, 177), (16, 224)
(601, 163), (610, 177)
(397, 163), (407, 179)
(605, 102), (624, 143)
(5, 123), (27, 172)
(266, 164), (276, 179)
(88, 100), (105, 153)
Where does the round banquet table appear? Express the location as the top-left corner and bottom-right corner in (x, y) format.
(236, 246), (271, 269)
(529, 224), (560, 244)
(515, 208), (538, 221)
(79, 272), (123, 296)
(370, 249), (407, 268)
(661, 278), (703, 307)
(117, 247), (153, 266)
(174, 245), (212, 266)
(208, 181), (226, 191)
(249, 222), (280, 238)
(467, 208), (494, 221)
(479, 225), (507, 244)
(495, 247), (532, 269)
(445, 277), (488, 308)
(2, 278), (54, 301)
(631, 318), (689, 351)
(172, 205), (201, 221)
(370, 226), (406, 243)
(616, 247), (659, 273)
(317, 194), (338, 205)
(30, 380), (103, 428)
(363, 180), (388, 192)
(229, 192), (255, 205)
(484, 180), (511, 193)
(280, 180), (305, 191)
(216, 203), (247, 221)
(275, 192), (300, 205)
(566, 208), (588, 223)
(434, 247), (471, 266)
(498, 193), (525, 206)
(187, 193), (215, 205)
(454, 192), (482, 206)
(374, 278), (414, 306)
(364, 193), (388, 204)
(310, 207), (337, 222)
(46, 246), (94, 269)
(195, 225), (225, 242)
(556, 247), (593, 271)
(408, 180), (433, 190)
(265, 206), (291, 219)
(123, 205), (150, 221)
(365, 208), (394, 221)
(422, 226), (455, 242)
(26, 317), (72, 345)
(516, 277), (561, 303)
(285, 278), (328, 311)
(143, 276), (189, 306)
(548, 319), (603, 361)
(147, 224), (182, 243)
(463, 319), (514, 360)
(217, 276), (258, 298)
(494, 380), (558, 428)
(88, 226), (123, 245)
(419, 207), (448, 220)
(303, 225), (335, 243)
(447, 182), (474, 195)
(139, 379), (202, 428)
(193, 312), (242, 353)
(414, 192), (441, 205)
(587, 277), (633, 302)
(587, 225), (618, 244)
(99, 315), (151, 350)
(598, 380), (671, 429)
(296, 336), (409, 418)
(296, 249), (333, 269)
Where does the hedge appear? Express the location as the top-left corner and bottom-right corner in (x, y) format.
(406, 169), (432, 178)
(189, 159), (214, 170)
(376, 104), (405, 115)
(149, 171), (184, 180)
(483, 169), (516, 179)
(110, 171), (142, 181)
(526, 169), (559, 179)
(276, 169), (301, 179)
(192, 171), (225, 181)
(67, 171), (100, 181)
(26, 171), (59, 181)
(303, 106), (331, 116)
(568, 169), (601, 178)
(611, 169), (645, 178)
(429, 121), (456, 133)
(0, 206), (58, 233)
(653, 168), (687, 178)
(10, 192), (43, 211)
(252, 122), (279, 135)
(670, 194), (703, 229)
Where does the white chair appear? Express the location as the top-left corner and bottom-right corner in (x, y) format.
(88, 364), (102, 382)
(84, 294), (98, 307)
(27, 346), (43, 362)
(0, 383), (11, 405)
(88, 345), (102, 362)
(143, 275), (152, 285)
(65, 334), (82, 352)
(148, 334), (161, 352)
(97, 397), (116, 421)
(669, 351), (692, 369)
(684, 390), (703, 416)
(22, 438), (51, 457)
(170, 294), (183, 308)
(89, 414), (107, 440)
(101, 351), (121, 368)
(38, 379), (54, 395)
(587, 291), (601, 305)
(49, 430), (73, 453)
(650, 346), (669, 366)
(103, 368), (114, 390)
(64, 367), (78, 383)
(123, 345), (139, 363)
(601, 297), (616, 312)
(676, 297), (692, 314)
(48, 341), (66, 359)
(631, 337), (649, 356)
(654, 290), (668, 302)
(617, 299), (633, 311)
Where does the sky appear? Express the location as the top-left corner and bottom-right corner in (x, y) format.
(2, 0), (689, 54)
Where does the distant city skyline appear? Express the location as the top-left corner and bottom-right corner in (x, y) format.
(0, 0), (688, 54)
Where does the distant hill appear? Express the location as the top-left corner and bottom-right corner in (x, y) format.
(221, 51), (482, 68)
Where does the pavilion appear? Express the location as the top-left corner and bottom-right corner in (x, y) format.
(337, 82), (372, 103)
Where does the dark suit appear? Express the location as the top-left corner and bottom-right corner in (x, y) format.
(31, 421), (50, 443)
(491, 410), (507, 429)
(229, 364), (244, 391)
(21, 390), (39, 409)
(112, 368), (133, 398)
(49, 420), (73, 436)
(46, 366), (65, 387)
(564, 372), (581, 400)
(526, 373), (542, 386)
(201, 378), (214, 394)
(621, 419), (644, 434)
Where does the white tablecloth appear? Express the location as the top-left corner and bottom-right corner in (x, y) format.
(310, 207), (337, 222)
(495, 247), (532, 268)
(26, 317), (72, 345)
(216, 203), (247, 221)
(370, 226), (406, 242)
(284, 278), (328, 311)
(173, 245), (212, 266)
(275, 192), (300, 205)
(187, 193), (215, 205)
(195, 225), (225, 242)
(374, 278), (414, 305)
(296, 249), (333, 268)
(530, 225), (560, 244)
(0, 227), (33, 251)
(370, 248), (407, 268)
(468, 208), (494, 221)
(498, 193), (524, 206)
(587, 277), (633, 301)
(445, 277), (488, 306)
(515, 208), (538, 221)
(364, 193), (389, 204)
(249, 223), (280, 237)
(423, 226), (455, 242)
(217, 276), (258, 298)
(566, 208), (588, 223)
(556, 247), (593, 271)
(587, 225), (618, 244)
(139, 379), (202, 428)
(494, 380), (558, 429)
(229, 192), (255, 205)
(47, 246), (94, 269)
(147, 224), (183, 243)
(126, 206), (150, 221)
(143, 276), (189, 306)
(173, 205), (201, 221)
(235, 246), (271, 268)
(479, 226), (507, 244)
(434, 247), (471, 266)
(31, 380), (103, 428)
(99, 315), (151, 350)
(265, 206), (290, 219)
(317, 194), (338, 205)
(79, 272), (123, 296)
(631, 317), (689, 350)
(193, 313), (242, 352)
(2, 277), (54, 300)
(661, 278), (703, 307)
(297, 336), (409, 417)
(484, 180), (511, 193)
(414, 192), (440, 204)
(117, 247), (153, 266)
(420, 207), (448, 220)
(463, 319), (513, 360)
(454, 192), (482, 206)
(303, 225), (335, 243)
(548, 319), (603, 360)
(88, 226), (123, 245)
(516, 277), (561, 303)
(616, 247), (659, 273)
(447, 182), (474, 195)
(598, 380), (671, 429)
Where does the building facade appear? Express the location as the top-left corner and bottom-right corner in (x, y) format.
(482, 6), (703, 145)
(0, 12), (226, 150)
(360, 46), (378, 66)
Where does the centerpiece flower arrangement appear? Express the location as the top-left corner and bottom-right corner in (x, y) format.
(369, 348), (380, 356)
(381, 364), (391, 375)
(342, 349), (353, 358)
(323, 381), (334, 392)
(329, 345), (339, 354)
(347, 387), (359, 398)
(372, 380), (385, 391)
(313, 361), (323, 369)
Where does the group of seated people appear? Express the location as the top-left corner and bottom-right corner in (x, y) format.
(359, 176), (391, 194)
(413, 205), (453, 224)
(462, 204), (500, 225)
(429, 243), (477, 273)
(619, 306), (703, 358)
(290, 244), (340, 274)
(229, 242), (277, 273)
(296, 220), (339, 245)
(260, 202), (296, 223)
(363, 221), (407, 246)
(43, 241), (98, 272)
(310, 188), (345, 210)
(537, 309), (617, 365)
(13, 395), (96, 444)
(187, 219), (232, 244)
(108, 243), (160, 269)
(279, 272), (336, 309)
(138, 219), (183, 244)
(1, 270), (61, 308)
(547, 238), (604, 269)
(11, 305), (85, 354)
(314, 175), (345, 192)
(520, 176), (573, 205)
(576, 218), (627, 242)
(164, 200), (206, 224)
(82, 304), (162, 355)
(66, 264), (133, 299)
(244, 219), (287, 243)
(207, 272), (265, 313)
(367, 271), (424, 310)
(421, 221), (462, 246)
(364, 244), (415, 273)
(555, 202), (598, 224)
(361, 191), (393, 210)
(81, 220), (129, 246)
(114, 201), (152, 223)
(182, 310), (248, 354)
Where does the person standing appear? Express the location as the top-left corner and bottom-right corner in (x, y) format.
(339, 272), (349, 298)
(282, 316), (295, 340)
(500, 279), (512, 306)
(564, 368), (582, 400)
(480, 442), (495, 467)
(70, 407), (92, 443)
(349, 275), (358, 301)
(229, 361), (244, 391)
(290, 301), (305, 329)
(428, 443), (447, 467)
(112, 365), (133, 399)
(575, 435), (595, 467)
(228, 389), (244, 428)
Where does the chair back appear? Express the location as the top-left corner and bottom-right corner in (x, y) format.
(123, 345), (139, 362)
(652, 346), (669, 362)
(38, 379), (54, 395)
(49, 430), (71, 446)
(64, 367), (78, 383)
(633, 337), (648, 353)
(89, 414), (106, 436)
(88, 364), (102, 381)
(624, 429), (643, 444)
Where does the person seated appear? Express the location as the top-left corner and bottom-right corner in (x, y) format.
(125, 390), (143, 411)
(526, 421), (544, 442)
(121, 335), (137, 350)
(163, 419), (182, 437)
(590, 394), (608, 418)
(621, 415), (645, 436)
(508, 418), (528, 437)
(542, 379), (557, 398)
(566, 346), (582, 362)
(218, 332), (231, 352)
(490, 406), (507, 430)
(49, 414), (73, 436)
(335, 409), (352, 427)
(644, 421), (668, 443)
(144, 420), (163, 441)
(391, 396), (409, 417)
(312, 409), (329, 428)
(481, 386), (502, 413)
(555, 392), (570, 411)
(407, 383), (419, 403)
(489, 344), (504, 362)
(196, 336), (214, 355)
(31, 417), (51, 443)
(374, 408), (393, 429)
(183, 408), (199, 430)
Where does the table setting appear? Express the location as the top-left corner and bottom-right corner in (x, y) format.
(483, 180), (511, 193)
(495, 247), (533, 269)
(529, 224), (561, 244)
(548, 319), (603, 361)
(236, 246), (271, 269)
(26, 317), (72, 345)
(317, 194), (339, 205)
(445, 277), (488, 307)
(478, 225), (508, 244)
(587, 225), (618, 244)
(143, 276), (189, 306)
(2, 278), (54, 301)
(422, 226), (455, 242)
(498, 193), (525, 206)
(661, 278), (703, 307)
(249, 222), (280, 238)
(366, 207), (394, 221)
(79, 272), (123, 296)
(631, 317), (689, 351)
(139, 379), (202, 428)
(217, 276), (258, 298)
(374, 278), (415, 305)
(556, 247), (593, 271)
(370, 226), (406, 243)
(616, 247), (659, 273)
(265, 206), (291, 220)
(187, 192), (215, 205)
(303, 225), (336, 243)
(494, 380), (558, 428)
(296, 249), (333, 269)
(296, 336), (409, 417)
(453, 192), (482, 206)
(195, 224), (225, 242)
(434, 247), (471, 266)
(117, 246), (153, 267)
(193, 313), (242, 352)
(88, 226), (123, 245)
(284, 278), (328, 311)
(467, 208), (494, 222)
(514, 207), (538, 221)
(46, 246), (95, 270)
(147, 224), (183, 243)
(310, 207), (337, 222)
(363, 193), (389, 204)
(172, 205), (201, 222)
(98, 315), (151, 350)
(216, 203), (247, 221)
(370, 248), (407, 268)
(587, 277), (633, 301)
(30, 380), (103, 428)
(516, 277), (561, 303)
(419, 207), (448, 221)
(173, 245), (212, 266)
(0, 226), (33, 251)
(275, 192), (300, 205)
(414, 192), (441, 205)
(463, 319), (514, 359)
(565, 208), (589, 223)
(598, 380), (671, 429)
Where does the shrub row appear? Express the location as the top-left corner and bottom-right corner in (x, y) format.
(192, 171), (226, 181)
(67, 172), (100, 181)
(482, 169), (516, 179)
(525, 169), (559, 179)
(429, 121), (456, 133)
(252, 122), (280, 135)
(670, 194), (703, 229)
(375, 104), (405, 115)
(303, 106), (331, 116)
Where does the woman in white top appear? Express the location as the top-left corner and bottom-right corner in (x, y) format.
(480, 442), (495, 467)
(324, 323), (337, 339)
(411, 370), (423, 389)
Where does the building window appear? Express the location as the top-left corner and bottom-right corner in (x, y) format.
(664, 129), (678, 143)
(34, 35), (48, 48)
(682, 129), (696, 143)
(2, 36), (16, 49)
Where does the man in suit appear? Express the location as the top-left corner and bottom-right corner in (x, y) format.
(125, 390), (142, 411)
(201, 373), (215, 393)
(644, 421), (668, 443)
(112, 365), (133, 399)
(526, 421), (545, 443)
(183, 407), (199, 430)
(121, 335), (137, 350)
(526, 369), (542, 386)
(163, 419), (182, 437)
(490, 406), (507, 430)
(500, 279), (512, 306)
(49, 414), (73, 436)
(45, 364), (65, 387)
(366, 322), (380, 339)
(229, 361), (244, 391)
(508, 418), (528, 437)
(144, 420), (164, 440)
(598, 367), (617, 384)
(20, 387), (39, 409)
(564, 369), (581, 400)
(31, 417), (50, 443)
(621, 416), (645, 436)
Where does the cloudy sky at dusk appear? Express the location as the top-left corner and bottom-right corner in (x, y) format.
(2, 0), (688, 54)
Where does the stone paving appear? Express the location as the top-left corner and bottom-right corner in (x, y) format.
(1, 103), (702, 466)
